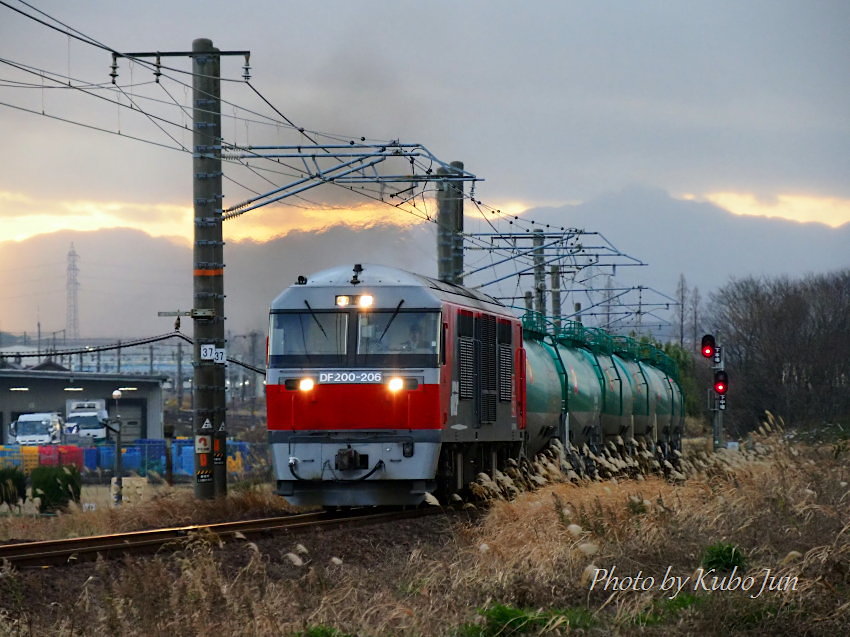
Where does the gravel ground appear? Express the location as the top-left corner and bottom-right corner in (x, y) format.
(0, 509), (472, 623)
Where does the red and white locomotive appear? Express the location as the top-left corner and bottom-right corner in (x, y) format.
(265, 263), (531, 506)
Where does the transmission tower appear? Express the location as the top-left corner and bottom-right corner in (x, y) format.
(66, 243), (79, 339)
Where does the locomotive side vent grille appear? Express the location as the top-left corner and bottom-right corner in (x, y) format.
(458, 337), (475, 400)
(478, 314), (497, 423)
(479, 315), (497, 392)
(458, 310), (474, 338)
(498, 344), (513, 402)
(481, 393), (497, 423)
(497, 319), (512, 344)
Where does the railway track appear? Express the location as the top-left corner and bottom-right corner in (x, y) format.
(0, 507), (443, 569)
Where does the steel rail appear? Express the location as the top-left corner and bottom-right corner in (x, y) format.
(0, 507), (441, 568)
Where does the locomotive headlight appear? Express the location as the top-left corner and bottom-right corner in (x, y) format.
(387, 376), (404, 392)
(298, 378), (315, 391)
(335, 295), (351, 307)
(358, 294), (374, 308)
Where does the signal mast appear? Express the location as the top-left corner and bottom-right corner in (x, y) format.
(701, 333), (727, 449)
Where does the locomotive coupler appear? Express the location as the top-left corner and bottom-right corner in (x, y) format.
(335, 446), (369, 471)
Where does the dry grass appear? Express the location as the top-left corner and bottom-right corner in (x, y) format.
(0, 482), (298, 542)
(1, 429), (849, 636)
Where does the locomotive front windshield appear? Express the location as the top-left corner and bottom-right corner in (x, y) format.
(269, 311), (348, 366)
(357, 311), (439, 356)
(268, 309), (439, 368)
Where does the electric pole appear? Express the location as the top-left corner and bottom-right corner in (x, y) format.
(66, 243), (80, 339)
(113, 39), (250, 499)
(192, 38), (226, 499)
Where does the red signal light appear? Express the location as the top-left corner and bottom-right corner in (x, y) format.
(713, 370), (728, 395)
(701, 334), (716, 359)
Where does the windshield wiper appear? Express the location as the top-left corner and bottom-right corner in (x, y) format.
(303, 300), (328, 339)
(377, 299), (405, 342)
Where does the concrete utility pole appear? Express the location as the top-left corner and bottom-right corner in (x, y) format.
(177, 340), (183, 408)
(533, 229), (546, 315)
(550, 265), (561, 329)
(66, 244), (80, 339)
(436, 161), (465, 284)
(192, 38), (227, 499)
(113, 39), (250, 499)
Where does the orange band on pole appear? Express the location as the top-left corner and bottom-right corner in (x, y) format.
(193, 268), (224, 276)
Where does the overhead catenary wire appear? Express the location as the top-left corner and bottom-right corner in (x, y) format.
(0, 330), (265, 375)
(0, 1), (661, 330)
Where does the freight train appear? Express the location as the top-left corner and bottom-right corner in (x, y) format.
(266, 263), (684, 507)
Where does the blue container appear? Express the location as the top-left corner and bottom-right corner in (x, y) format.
(0, 446), (22, 468)
(98, 446), (115, 470)
(123, 447), (142, 472)
(170, 443), (182, 474)
(137, 440), (166, 457)
(136, 441), (165, 474)
(84, 447), (98, 471)
(180, 445), (194, 474)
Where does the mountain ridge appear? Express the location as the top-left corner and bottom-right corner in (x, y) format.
(1, 188), (846, 338)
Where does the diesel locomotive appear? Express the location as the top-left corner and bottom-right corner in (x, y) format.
(266, 263), (684, 507)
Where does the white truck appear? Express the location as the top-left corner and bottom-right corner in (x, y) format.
(65, 399), (109, 441)
(10, 412), (63, 445)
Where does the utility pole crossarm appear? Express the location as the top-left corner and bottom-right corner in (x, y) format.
(219, 143), (480, 219)
(464, 229), (646, 290)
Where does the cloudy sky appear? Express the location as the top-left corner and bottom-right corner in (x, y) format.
(1, 0), (847, 246)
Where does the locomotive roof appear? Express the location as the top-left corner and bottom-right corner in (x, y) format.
(271, 263), (513, 316)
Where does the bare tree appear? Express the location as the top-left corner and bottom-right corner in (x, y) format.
(690, 286), (701, 353)
(708, 269), (850, 433)
(674, 274), (689, 348)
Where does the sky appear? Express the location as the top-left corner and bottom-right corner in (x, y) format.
(0, 1), (848, 338)
(1, 0), (848, 242)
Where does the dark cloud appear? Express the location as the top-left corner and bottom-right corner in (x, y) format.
(1, 1), (847, 209)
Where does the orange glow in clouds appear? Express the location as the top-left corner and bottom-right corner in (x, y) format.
(0, 192), (425, 243)
(0, 190), (538, 243)
(683, 192), (850, 227)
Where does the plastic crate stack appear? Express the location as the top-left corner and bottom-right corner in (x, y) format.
(0, 440), (269, 479)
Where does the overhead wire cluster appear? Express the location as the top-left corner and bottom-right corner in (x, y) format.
(0, 0), (672, 335)
(0, 331), (265, 375)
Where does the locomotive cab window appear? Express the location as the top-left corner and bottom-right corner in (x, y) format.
(268, 311), (348, 367)
(356, 310), (440, 366)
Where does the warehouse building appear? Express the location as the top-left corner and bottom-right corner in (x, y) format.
(0, 368), (166, 444)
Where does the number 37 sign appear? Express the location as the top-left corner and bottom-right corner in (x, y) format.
(200, 344), (226, 364)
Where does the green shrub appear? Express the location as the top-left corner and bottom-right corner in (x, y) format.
(30, 465), (82, 513)
(459, 603), (596, 636)
(298, 627), (354, 637)
(633, 593), (702, 626)
(702, 542), (747, 572)
(0, 466), (27, 510)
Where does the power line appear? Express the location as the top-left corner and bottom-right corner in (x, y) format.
(0, 99), (185, 153)
(0, 330), (265, 375)
(0, 3), (660, 313)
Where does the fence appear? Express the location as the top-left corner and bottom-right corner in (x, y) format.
(0, 439), (270, 481)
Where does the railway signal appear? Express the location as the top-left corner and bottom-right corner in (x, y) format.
(701, 333), (727, 449)
(713, 370), (729, 395)
(701, 334), (716, 358)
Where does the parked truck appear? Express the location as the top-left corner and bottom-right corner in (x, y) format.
(64, 399), (109, 441)
(10, 412), (63, 445)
